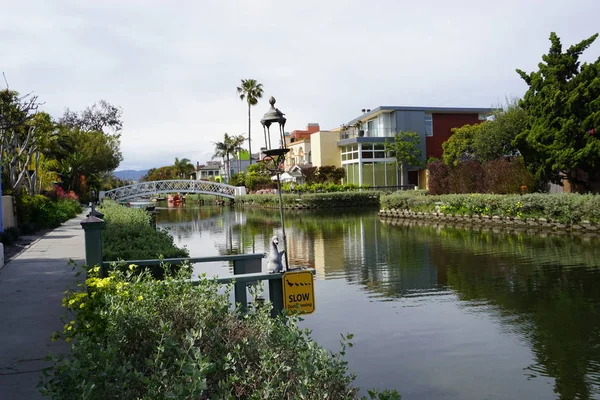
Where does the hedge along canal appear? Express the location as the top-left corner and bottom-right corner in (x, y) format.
(234, 191), (381, 209)
(379, 192), (600, 234)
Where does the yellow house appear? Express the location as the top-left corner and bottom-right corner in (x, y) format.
(310, 129), (341, 168)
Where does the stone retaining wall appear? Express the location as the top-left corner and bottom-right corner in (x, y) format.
(379, 209), (600, 236)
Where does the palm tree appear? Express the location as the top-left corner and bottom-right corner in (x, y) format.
(213, 134), (237, 181)
(236, 79), (263, 165)
(229, 134), (246, 174)
(173, 157), (194, 178)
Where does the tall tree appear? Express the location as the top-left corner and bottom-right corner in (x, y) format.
(515, 32), (600, 192)
(173, 157), (194, 178)
(213, 133), (239, 180)
(229, 134), (246, 173)
(443, 100), (526, 167)
(60, 100), (123, 134)
(141, 166), (178, 182)
(385, 131), (422, 186)
(53, 100), (123, 196)
(0, 89), (44, 192)
(236, 79), (263, 165)
(442, 123), (481, 166)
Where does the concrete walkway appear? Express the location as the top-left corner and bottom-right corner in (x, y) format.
(0, 214), (86, 399)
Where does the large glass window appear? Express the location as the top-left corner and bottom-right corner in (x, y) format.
(367, 119), (378, 137)
(425, 113), (433, 137)
(362, 163), (374, 186)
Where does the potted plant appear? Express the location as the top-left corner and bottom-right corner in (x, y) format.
(340, 124), (350, 139)
(354, 121), (364, 137)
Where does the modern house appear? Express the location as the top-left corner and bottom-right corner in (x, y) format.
(337, 106), (493, 188)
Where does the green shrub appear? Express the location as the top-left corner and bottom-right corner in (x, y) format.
(16, 194), (82, 232)
(282, 182), (361, 193)
(380, 192), (600, 224)
(42, 265), (400, 400)
(99, 201), (188, 261)
(237, 191), (381, 209)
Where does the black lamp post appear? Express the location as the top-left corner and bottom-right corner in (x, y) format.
(260, 96), (287, 151)
(260, 96), (290, 270)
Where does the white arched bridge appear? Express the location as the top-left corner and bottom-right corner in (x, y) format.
(99, 180), (246, 201)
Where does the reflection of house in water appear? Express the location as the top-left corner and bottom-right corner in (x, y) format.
(285, 227), (315, 270)
(313, 233), (345, 276)
(341, 217), (440, 298)
(281, 213), (440, 297)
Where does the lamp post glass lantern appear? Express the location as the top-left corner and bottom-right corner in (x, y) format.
(260, 96), (290, 270)
(260, 96), (287, 151)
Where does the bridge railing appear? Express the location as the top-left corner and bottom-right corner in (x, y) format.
(81, 216), (303, 317)
(100, 179), (246, 202)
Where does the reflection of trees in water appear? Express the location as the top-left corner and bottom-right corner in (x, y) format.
(395, 223), (600, 400)
(158, 206), (600, 398)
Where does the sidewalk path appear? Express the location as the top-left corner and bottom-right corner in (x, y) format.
(0, 214), (86, 399)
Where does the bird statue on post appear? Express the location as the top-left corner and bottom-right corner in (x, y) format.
(267, 235), (286, 273)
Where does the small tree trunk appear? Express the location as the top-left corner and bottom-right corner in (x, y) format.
(248, 104), (252, 165)
(400, 163), (405, 187)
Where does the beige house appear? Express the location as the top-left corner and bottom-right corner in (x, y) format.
(311, 130), (341, 167)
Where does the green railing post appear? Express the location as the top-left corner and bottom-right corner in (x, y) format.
(233, 258), (262, 313)
(81, 216), (105, 277)
(269, 277), (284, 318)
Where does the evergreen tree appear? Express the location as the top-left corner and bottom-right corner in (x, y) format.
(515, 32), (600, 192)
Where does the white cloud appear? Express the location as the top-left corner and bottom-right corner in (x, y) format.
(2, 0), (599, 170)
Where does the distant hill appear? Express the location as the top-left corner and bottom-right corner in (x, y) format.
(113, 169), (149, 181)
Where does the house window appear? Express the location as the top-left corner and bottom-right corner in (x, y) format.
(367, 119), (378, 137)
(425, 113), (433, 137)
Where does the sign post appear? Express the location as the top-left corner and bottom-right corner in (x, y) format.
(282, 270), (315, 314)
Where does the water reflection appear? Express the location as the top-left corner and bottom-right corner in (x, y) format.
(157, 205), (600, 399)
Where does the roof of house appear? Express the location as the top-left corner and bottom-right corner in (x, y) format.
(197, 164), (221, 171)
(347, 106), (495, 125)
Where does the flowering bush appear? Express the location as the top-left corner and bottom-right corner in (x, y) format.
(54, 186), (79, 200)
(42, 263), (400, 400)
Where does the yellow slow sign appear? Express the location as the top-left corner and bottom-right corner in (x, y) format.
(282, 270), (315, 314)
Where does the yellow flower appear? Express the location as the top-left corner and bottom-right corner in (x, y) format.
(129, 264), (138, 271)
(137, 295), (143, 301)
(79, 303), (85, 309)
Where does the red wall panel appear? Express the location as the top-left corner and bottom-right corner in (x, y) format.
(427, 113), (482, 160)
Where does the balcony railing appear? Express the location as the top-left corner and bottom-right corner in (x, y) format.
(340, 127), (397, 140)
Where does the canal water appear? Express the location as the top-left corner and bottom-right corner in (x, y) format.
(156, 205), (600, 400)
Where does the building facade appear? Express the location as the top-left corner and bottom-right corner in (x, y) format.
(337, 106), (492, 188)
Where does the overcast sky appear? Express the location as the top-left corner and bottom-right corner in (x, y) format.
(2, 0), (599, 171)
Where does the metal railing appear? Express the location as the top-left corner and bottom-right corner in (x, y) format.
(100, 180), (245, 202)
(81, 217), (313, 317)
(340, 127), (397, 140)
(369, 185), (417, 192)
